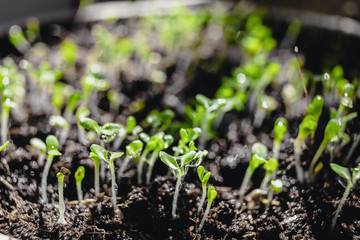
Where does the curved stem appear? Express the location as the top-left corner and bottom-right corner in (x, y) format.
(41, 155), (53, 203)
(137, 149), (148, 185)
(260, 173), (271, 190)
(198, 201), (211, 232)
(239, 168), (253, 199)
(308, 140), (327, 183)
(197, 185), (207, 214)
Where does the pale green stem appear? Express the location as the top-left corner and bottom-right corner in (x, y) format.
(110, 162), (121, 216)
(345, 134), (360, 163)
(58, 174), (67, 224)
(308, 140), (327, 183)
(146, 150), (160, 185)
(59, 129), (68, 148)
(117, 156), (130, 181)
(113, 134), (126, 150)
(330, 181), (353, 233)
(100, 141), (105, 182)
(172, 176), (182, 219)
(239, 168), (253, 200)
(273, 141), (280, 160)
(137, 149), (149, 184)
(38, 153), (45, 166)
(94, 159), (100, 211)
(1, 107), (9, 145)
(253, 108), (266, 128)
(41, 155), (54, 203)
(198, 201), (212, 232)
(260, 173), (271, 190)
(197, 184), (207, 214)
(294, 139), (304, 183)
(76, 182), (83, 206)
(266, 188), (274, 208)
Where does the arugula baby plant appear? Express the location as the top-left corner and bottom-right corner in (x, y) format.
(198, 186), (217, 232)
(330, 163), (360, 233)
(30, 138), (46, 166)
(117, 140), (143, 181)
(197, 166), (211, 214)
(159, 149), (208, 218)
(90, 144), (124, 216)
(173, 127), (202, 157)
(145, 109), (175, 134)
(239, 143), (267, 199)
(80, 73), (109, 110)
(260, 158), (278, 190)
(74, 166), (85, 205)
(272, 117), (287, 160)
(293, 95), (324, 183)
(57, 167), (70, 225)
(113, 116), (141, 150)
(49, 115), (69, 147)
(308, 119), (341, 182)
(267, 179), (283, 208)
(41, 135), (62, 203)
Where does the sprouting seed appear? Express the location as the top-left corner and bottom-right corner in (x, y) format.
(57, 167), (70, 225)
(197, 166), (211, 214)
(74, 166), (85, 205)
(198, 186), (217, 232)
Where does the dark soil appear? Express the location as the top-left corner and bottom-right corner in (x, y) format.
(1, 12), (360, 240)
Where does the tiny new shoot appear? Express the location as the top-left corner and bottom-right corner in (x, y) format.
(74, 166), (85, 205)
(57, 167), (70, 225)
(41, 135), (62, 203)
(49, 115), (69, 147)
(267, 179), (283, 208)
(260, 158), (278, 190)
(174, 127), (202, 157)
(113, 116), (136, 150)
(293, 95), (324, 183)
(90, 144), (124, 217)
(308, 119), (341, 182)
(30, 138), (46, 165)
(239, 143), (267, 199)
(273, 117), (287, 160)
(118, 140), (143, 181)
(159, 149), (208, 218)
(330, 163), (360, 233)
(198, 186), (217, 232)
(197, 166), (211, 214)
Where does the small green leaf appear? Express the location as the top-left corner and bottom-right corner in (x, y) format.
(263, 158), (278, 175)
(207, 186), (217, 203)
(270, 179), (283, 193)
(159, 151), (179, 170)
(196, 94), (211, 109)
(101, 123), (122, 136)
(30, 138), (46, 153)
(74, 166), (85, 184)
(179, 128), (189, 143)
(90, 144), (108, 162)
(330, 163), (351, 181)
(163, 135), (174, 149)
(181, 151), (196, 166)
(259, 95), (278, 112)
(324, 119), (341, 143)
(110, 151), (124, 163)
(197, 166), (205, 180)
(89, 152), (101, 163)
(49, 115), (69, 130)
(140, 132), (150, 143)
(274, 117), (287, 144)
(80, 117), (100, 133)
(126, 140), (143, 157)
(132, 125), (143, 135)
(352, 167), (360, 183)
(46, 135), (62, 156)
(126, 116), (136, 134)
(76, 107), (90, 121)
(252, 143), (267, 158)
(249, 154), (266, 172)
(0, 141), (9, 152)
(298, 115), (318, 140)
(307, 95), (324, 120)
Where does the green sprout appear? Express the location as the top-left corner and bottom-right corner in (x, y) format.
(60, 39), (78, 67)
(193, 94), (226, 148)
(293, 95), (324, 183)
(49, 115), (69, 147)
(79, 117), (122, 143)
(308, 119), (341, 182)
(173, 128), (202, 157)
(41, 135), (62, 203)
(117, 140), (143, 181)
(76, 107), (90, 144)
(113, 116), (138, 150)
(64, 90), (81, 122)
(145, 109), (175, 134)
(8, 25), (31, 54)
(260, 158), (278, 190)
(25, 17), (40, 43)
(80, 73), (109, 109)
(197, 166), (211, 214)
(107, 90), (120, 113)
(52, 82), (70, 115)
(239, 143), (267, 199)
(267, 179), (283, 208)
(57, 167), (70, 225)
(253, 95), (279, 128)
(0, 141), (9, 152)
(159, 149), (208, 218)
(74, 166), (85, 205)
(89, 148), (101, 200)
(30, 138), (46, 165)
(198, 186), (217, 232)
(330, 163), (360, 233)
(272, 117), (287, 160)
(90, 144), (124, 216)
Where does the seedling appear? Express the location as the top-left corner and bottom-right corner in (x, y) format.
(76, 107), (90, 144)
(57, 167), (70, 224)
(80, 73), (109, 109)
(41, 135), (62, 203)
(59, 39), (78, 67)
(293, 95), (324, 183)
(74, 166), (85, 205)
(79, 117), (122, 143)
(197, 166), (211, 214)
(113, 116), (138, 150)
(159, 149), (208, 218)
(267, 179), (283, 208)
(272, 117), (287, 160)
(308, 119), (341, 182)
(254, 95), (278, 128)
(30, 138), (46, 165)
(89, 148), (101, 199)
(239, 143), (267, 199)
(173, 128), (202, 157)
(64, 90), (81, 122)
(49, 115), (69, 147)
(90, 144), (124, 216)
(145, 109), (175, 134)
(107, 90), (120, 113)
(117, 140), (143, 181)
(8, 25), (31, 54)
(198, 186), (217, 232)
(194, 94), (226, 148)
(260, 158), (278, 189)
(330, 163), (360, 233)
